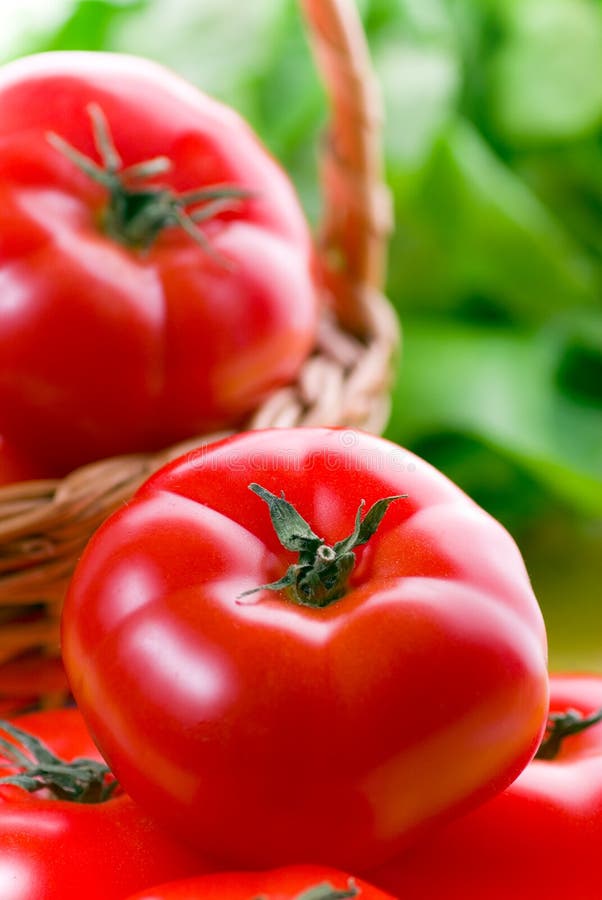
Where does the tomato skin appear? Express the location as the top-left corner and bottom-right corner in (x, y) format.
(61, 427), (548, 871)
(124, 865), (396, 900)
(0, 656), (67, 699)
(0, 435), (48, 485)
(0, 52), (318, 475)
(0, 708), (211, 900)
(370, 674), (602, 900)
(0, 654), (69, 714)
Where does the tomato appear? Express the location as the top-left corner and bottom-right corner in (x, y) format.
(124, 865), (395, 900)
(61, 427), (548, 871)
(0, 654), (68, 700)
(0, 708), (212, 900)
(0, 52), (318, 475)
(371, 674), (602, 899)
(0, 653), (69, 714)
(0, 435), (49, 485)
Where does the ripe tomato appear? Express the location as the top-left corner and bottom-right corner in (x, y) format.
(0, 708), (211, 900)
(371, 674), (602, 899)
(0, 653), (69, 714)
(124, 865), (396, 900)
(0, 52), (318, 475)
(61, 427), (548, 871)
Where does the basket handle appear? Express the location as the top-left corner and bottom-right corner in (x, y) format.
(300, 0), (392, 333)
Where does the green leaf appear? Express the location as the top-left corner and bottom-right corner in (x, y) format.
(1, 0), (149, 62)
(487, 0), (602, 146)
(386, 318), (602, 515)
(378, 39), (460, 169)
(387, 119), (598, 319)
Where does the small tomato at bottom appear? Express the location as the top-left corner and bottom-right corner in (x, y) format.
(0, 709), (211, 900)
(371, 674), (602, 900)
(124, 865), (396, 900)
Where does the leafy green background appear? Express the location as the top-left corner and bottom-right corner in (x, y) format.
(5, 0), (601, 670)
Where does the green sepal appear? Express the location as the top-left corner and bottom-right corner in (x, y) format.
(252, 881), (359, 900)
(248, 483), (323, 553)
(334, 494), (407, 555)
(0, 720), (117, 804)
(535, 706), (602, 760)
(47, 102), (251, 254)
(295, 880), (359, 900)
(243, 484), (405, 608)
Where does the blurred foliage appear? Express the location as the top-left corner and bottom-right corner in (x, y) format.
(2, 0), (601, 667)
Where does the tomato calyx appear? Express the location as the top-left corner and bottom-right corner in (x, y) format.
(535, 707), (602, 760)
(293, 882), (359, 900)
(0, 719), (118, 803)
(253, 881), (360, 900)
(47, 103), (251, 254)
(242, 483), (404, 608)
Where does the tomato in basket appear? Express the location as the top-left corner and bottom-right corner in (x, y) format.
(0, 52), (319, 475)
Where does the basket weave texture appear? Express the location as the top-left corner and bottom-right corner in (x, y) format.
(0, 0), (399, 701)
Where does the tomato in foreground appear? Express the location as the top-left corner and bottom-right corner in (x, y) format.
(0, 52), (318, 475)
(125, 865), (395, 900)
(371, 674), (602, 899)
(0, 709), (210, 900)
(62, 428), (548, 871)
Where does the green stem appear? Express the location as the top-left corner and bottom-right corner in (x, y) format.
(295, 883), (359, 900)
(47, 102), (251, 253)
(252, 882), (359, 900)
(0, 720), (117, 803)
(535, 707), (602, 760)
(241, 483), (405, 607)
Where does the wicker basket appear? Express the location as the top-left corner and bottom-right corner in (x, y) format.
(0, 0), (399, 707)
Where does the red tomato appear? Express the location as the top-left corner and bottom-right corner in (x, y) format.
(371, 674), (602, 899)
(124, 865), (396, 900)
(61, 427), (548, 871)
(0, 435), (49, 485)
(0, 654), (68, 699)
(0, 708), (211, 900)
(0, 653), (69, 714)
(0, 52), (318, 475)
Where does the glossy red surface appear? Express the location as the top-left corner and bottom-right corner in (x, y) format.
(371, 674), (602, 899)
(0, 52), (318, 474)
(62, 428), (548, 871)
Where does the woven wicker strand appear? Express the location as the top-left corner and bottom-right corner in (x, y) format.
(0, 0), (399, 693)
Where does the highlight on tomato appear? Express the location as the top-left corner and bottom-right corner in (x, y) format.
(0, 51), (319, 475)
(0, 708), (211, 900)
(124, 865), (396, 900)
(62, 427), (549, 871)
(370, 674), (602, 900)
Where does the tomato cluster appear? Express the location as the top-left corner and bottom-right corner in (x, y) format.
(4, 674), (602, 898)
(5, 426), (602, 897)
(0, 49), (599, 900)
